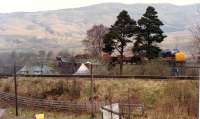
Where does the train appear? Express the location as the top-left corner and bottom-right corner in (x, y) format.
(102, 49), (186, 65)
(160, 49), (186, 63)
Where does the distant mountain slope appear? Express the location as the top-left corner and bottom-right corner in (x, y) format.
(0, 3), (199, 53)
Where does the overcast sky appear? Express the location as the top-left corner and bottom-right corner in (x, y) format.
(0, 0), (199, 13)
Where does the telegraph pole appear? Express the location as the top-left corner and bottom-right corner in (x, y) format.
(90, 63), (95, 119)
(198, 65), (200, 119)
(14, 58), (18, 116)
(128, 88), (131, 119)
(85, 61), (95, 119)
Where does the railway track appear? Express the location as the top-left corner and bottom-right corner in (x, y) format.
(0, 74), (199, 80)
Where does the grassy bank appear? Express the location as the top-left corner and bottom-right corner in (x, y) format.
(0, 77), (198, 118)
(0, 77), (167, 102)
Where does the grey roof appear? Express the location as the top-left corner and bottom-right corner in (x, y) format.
(17, 64), (53, 75)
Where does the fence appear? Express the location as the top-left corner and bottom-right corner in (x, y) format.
(101, 103), (144, 119)
(0, 62), (199, 76)
(0, 91), (146, 118)
(0, 91), (89, 112)
(84, 62), (200, 76)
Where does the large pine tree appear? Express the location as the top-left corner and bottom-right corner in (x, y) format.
(133, 6), (167, 59)
(103, 10), (138, 75)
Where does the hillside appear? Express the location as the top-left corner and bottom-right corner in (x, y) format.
(0, 3), (199, 53)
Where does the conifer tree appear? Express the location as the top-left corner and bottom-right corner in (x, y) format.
(103, 10), (138, 75)
(133, 6), (167, 59)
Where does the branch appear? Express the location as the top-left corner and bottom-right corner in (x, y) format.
(115, 45), (121, 53)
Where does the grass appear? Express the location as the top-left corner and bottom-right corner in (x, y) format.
(0, 77), (198, 119)
(0, 77), (167, 102)
(2, 107), (90, 119)
(93, 60), (199, 76)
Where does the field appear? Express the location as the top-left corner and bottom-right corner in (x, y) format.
(0, 77), (199, 119)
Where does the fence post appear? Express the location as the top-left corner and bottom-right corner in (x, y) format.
(142, 104), (144, 115)
(128, 88), (131, 119)
(101, 111), (104, 119)
(119, 99), (122, 119)
(109, 98), (113, 119)
(198, 67), (200, 119)
(85, 102), (87, 112)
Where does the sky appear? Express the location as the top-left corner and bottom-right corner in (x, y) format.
(0, 0), (200, 13)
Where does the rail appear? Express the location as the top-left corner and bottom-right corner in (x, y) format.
(0, 74), (198, 80)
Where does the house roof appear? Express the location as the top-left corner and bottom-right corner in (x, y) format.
(17, 64), (53, 74)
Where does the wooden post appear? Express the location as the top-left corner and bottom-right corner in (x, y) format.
(198, 67), (200, 119)
(14, 60), (18, 116)
(120, 53), (123, 75)
(128, 88), (131, 119)
(101, 112), (104, 119)
(110, 98), (113, 119)
(119, 99), (121, 119)
(142, 104), (144, 115)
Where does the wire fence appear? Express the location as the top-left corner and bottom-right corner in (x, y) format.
(0, 61), (199, 77)
(0, 91), (106, 113)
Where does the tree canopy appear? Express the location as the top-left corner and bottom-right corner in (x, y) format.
(103, 10), (138, 74)
(133, 6), (166, 59)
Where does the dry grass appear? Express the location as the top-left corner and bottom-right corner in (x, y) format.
(2, 107), (90, 119)
(94, 60), (198, 76)
(0, 77), (198, 119)
(110, 61), (171, 76)
(0, 77), (166, 102)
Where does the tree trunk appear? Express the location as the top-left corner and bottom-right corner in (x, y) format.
(120, 50), (123, 75)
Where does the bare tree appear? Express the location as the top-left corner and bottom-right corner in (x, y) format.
(83, 24), (108, 58)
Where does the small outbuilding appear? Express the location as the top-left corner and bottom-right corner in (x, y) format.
(73, 63), (90, 75)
